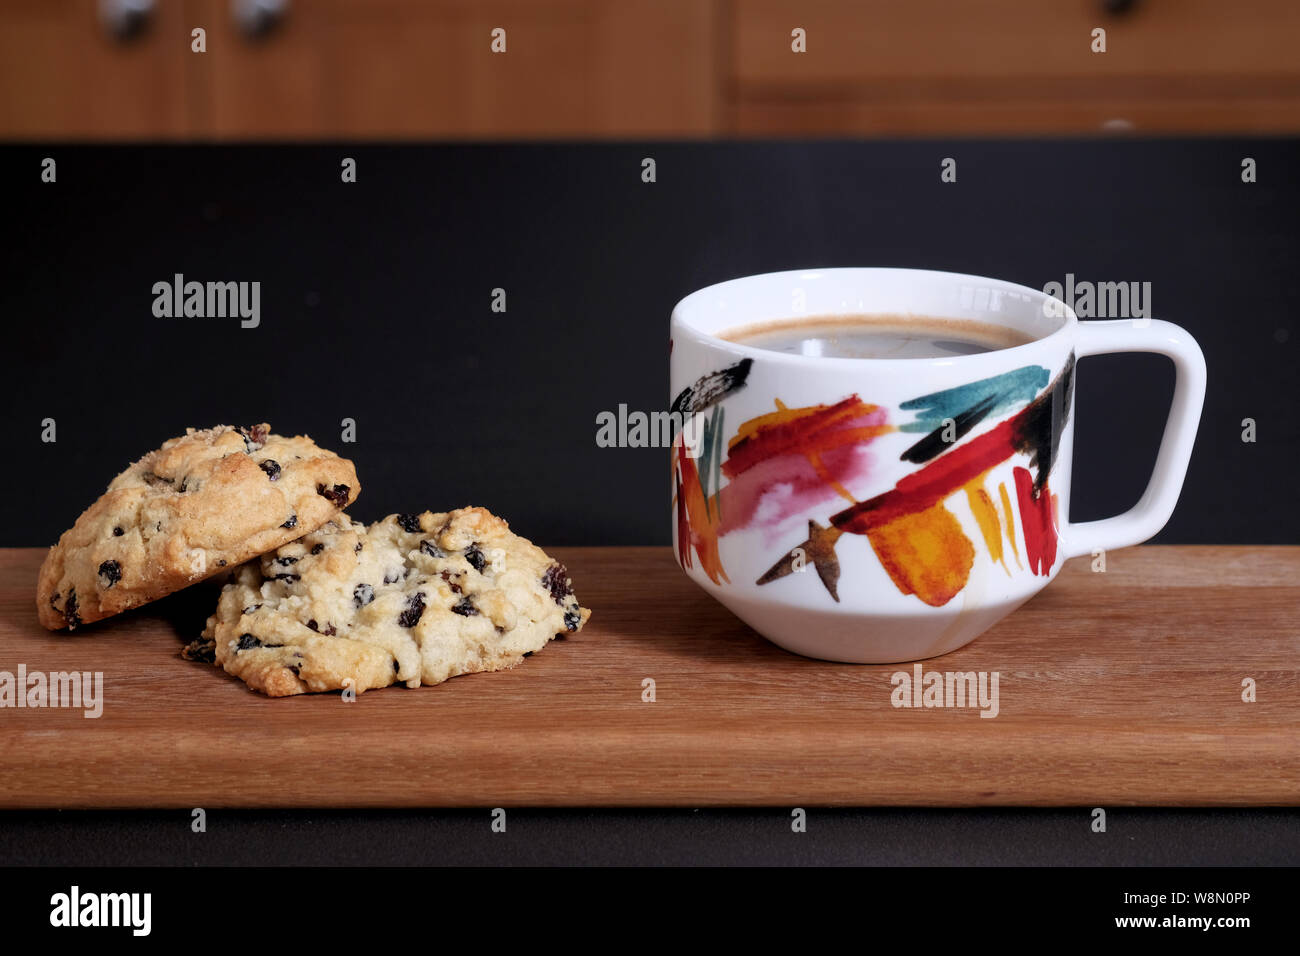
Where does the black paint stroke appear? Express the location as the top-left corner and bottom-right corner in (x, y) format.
(670, 358), (753, 416)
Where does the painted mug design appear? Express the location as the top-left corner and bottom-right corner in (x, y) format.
(672, 356), (1075, 607)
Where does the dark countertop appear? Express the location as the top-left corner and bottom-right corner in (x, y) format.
(5, 807), (1299, 866)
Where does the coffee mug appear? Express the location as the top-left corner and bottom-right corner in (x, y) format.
(669, 268), (1206, 663)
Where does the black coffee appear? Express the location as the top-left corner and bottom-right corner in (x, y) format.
(720, 314), (1034, 359)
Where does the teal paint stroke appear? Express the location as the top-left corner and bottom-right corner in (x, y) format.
(899, 365), (1049, 433)
(699, 405), (725, 520)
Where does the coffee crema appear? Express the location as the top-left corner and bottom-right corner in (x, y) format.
(719, 314), (1035, 360)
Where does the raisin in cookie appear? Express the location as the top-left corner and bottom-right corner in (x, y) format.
(199, 508), (591, 696)
(37, 424), (359, 630)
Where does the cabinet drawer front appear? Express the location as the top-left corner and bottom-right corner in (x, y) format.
(732, 0), (1300, 86)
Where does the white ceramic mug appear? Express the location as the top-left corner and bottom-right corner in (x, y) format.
(669, 268), (1206, 663)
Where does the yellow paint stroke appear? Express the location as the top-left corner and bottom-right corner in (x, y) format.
(866, 501), (974, 608)
(964, 479), (1008, 575)
(997, 480), (1023, 570)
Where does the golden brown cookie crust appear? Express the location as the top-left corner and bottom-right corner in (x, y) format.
(37, 424), (359, 630)
(202, 508), (591, 697)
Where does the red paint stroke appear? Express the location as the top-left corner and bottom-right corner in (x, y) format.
(834, 419), (1017, 535)
(723, 397), (887, 479)
(1013, 465), (1058, 575)
(829, 365), (1067, 537)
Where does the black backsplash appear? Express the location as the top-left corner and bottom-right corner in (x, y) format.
(3, 140), (1296, 546)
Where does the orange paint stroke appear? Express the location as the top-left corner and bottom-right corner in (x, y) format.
(673, 471), (691, 569)
(866, 501), (975, 608)
(807, 451), (856, 503)
(673, 439), (728, 584)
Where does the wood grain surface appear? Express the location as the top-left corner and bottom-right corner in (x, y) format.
(0, 545), (1296, 808)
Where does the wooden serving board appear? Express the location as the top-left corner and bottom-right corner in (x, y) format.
(0, 545), (1297, 808)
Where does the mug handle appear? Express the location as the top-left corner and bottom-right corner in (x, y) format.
(1062, 319), (1207, 560)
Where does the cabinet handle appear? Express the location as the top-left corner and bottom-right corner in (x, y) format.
(232, 0), (289, 39)
(98, 0), (156, 41)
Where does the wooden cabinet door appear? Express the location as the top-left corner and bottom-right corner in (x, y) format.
(196, 0), (718, 138)
(0, 0), (195, 138)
